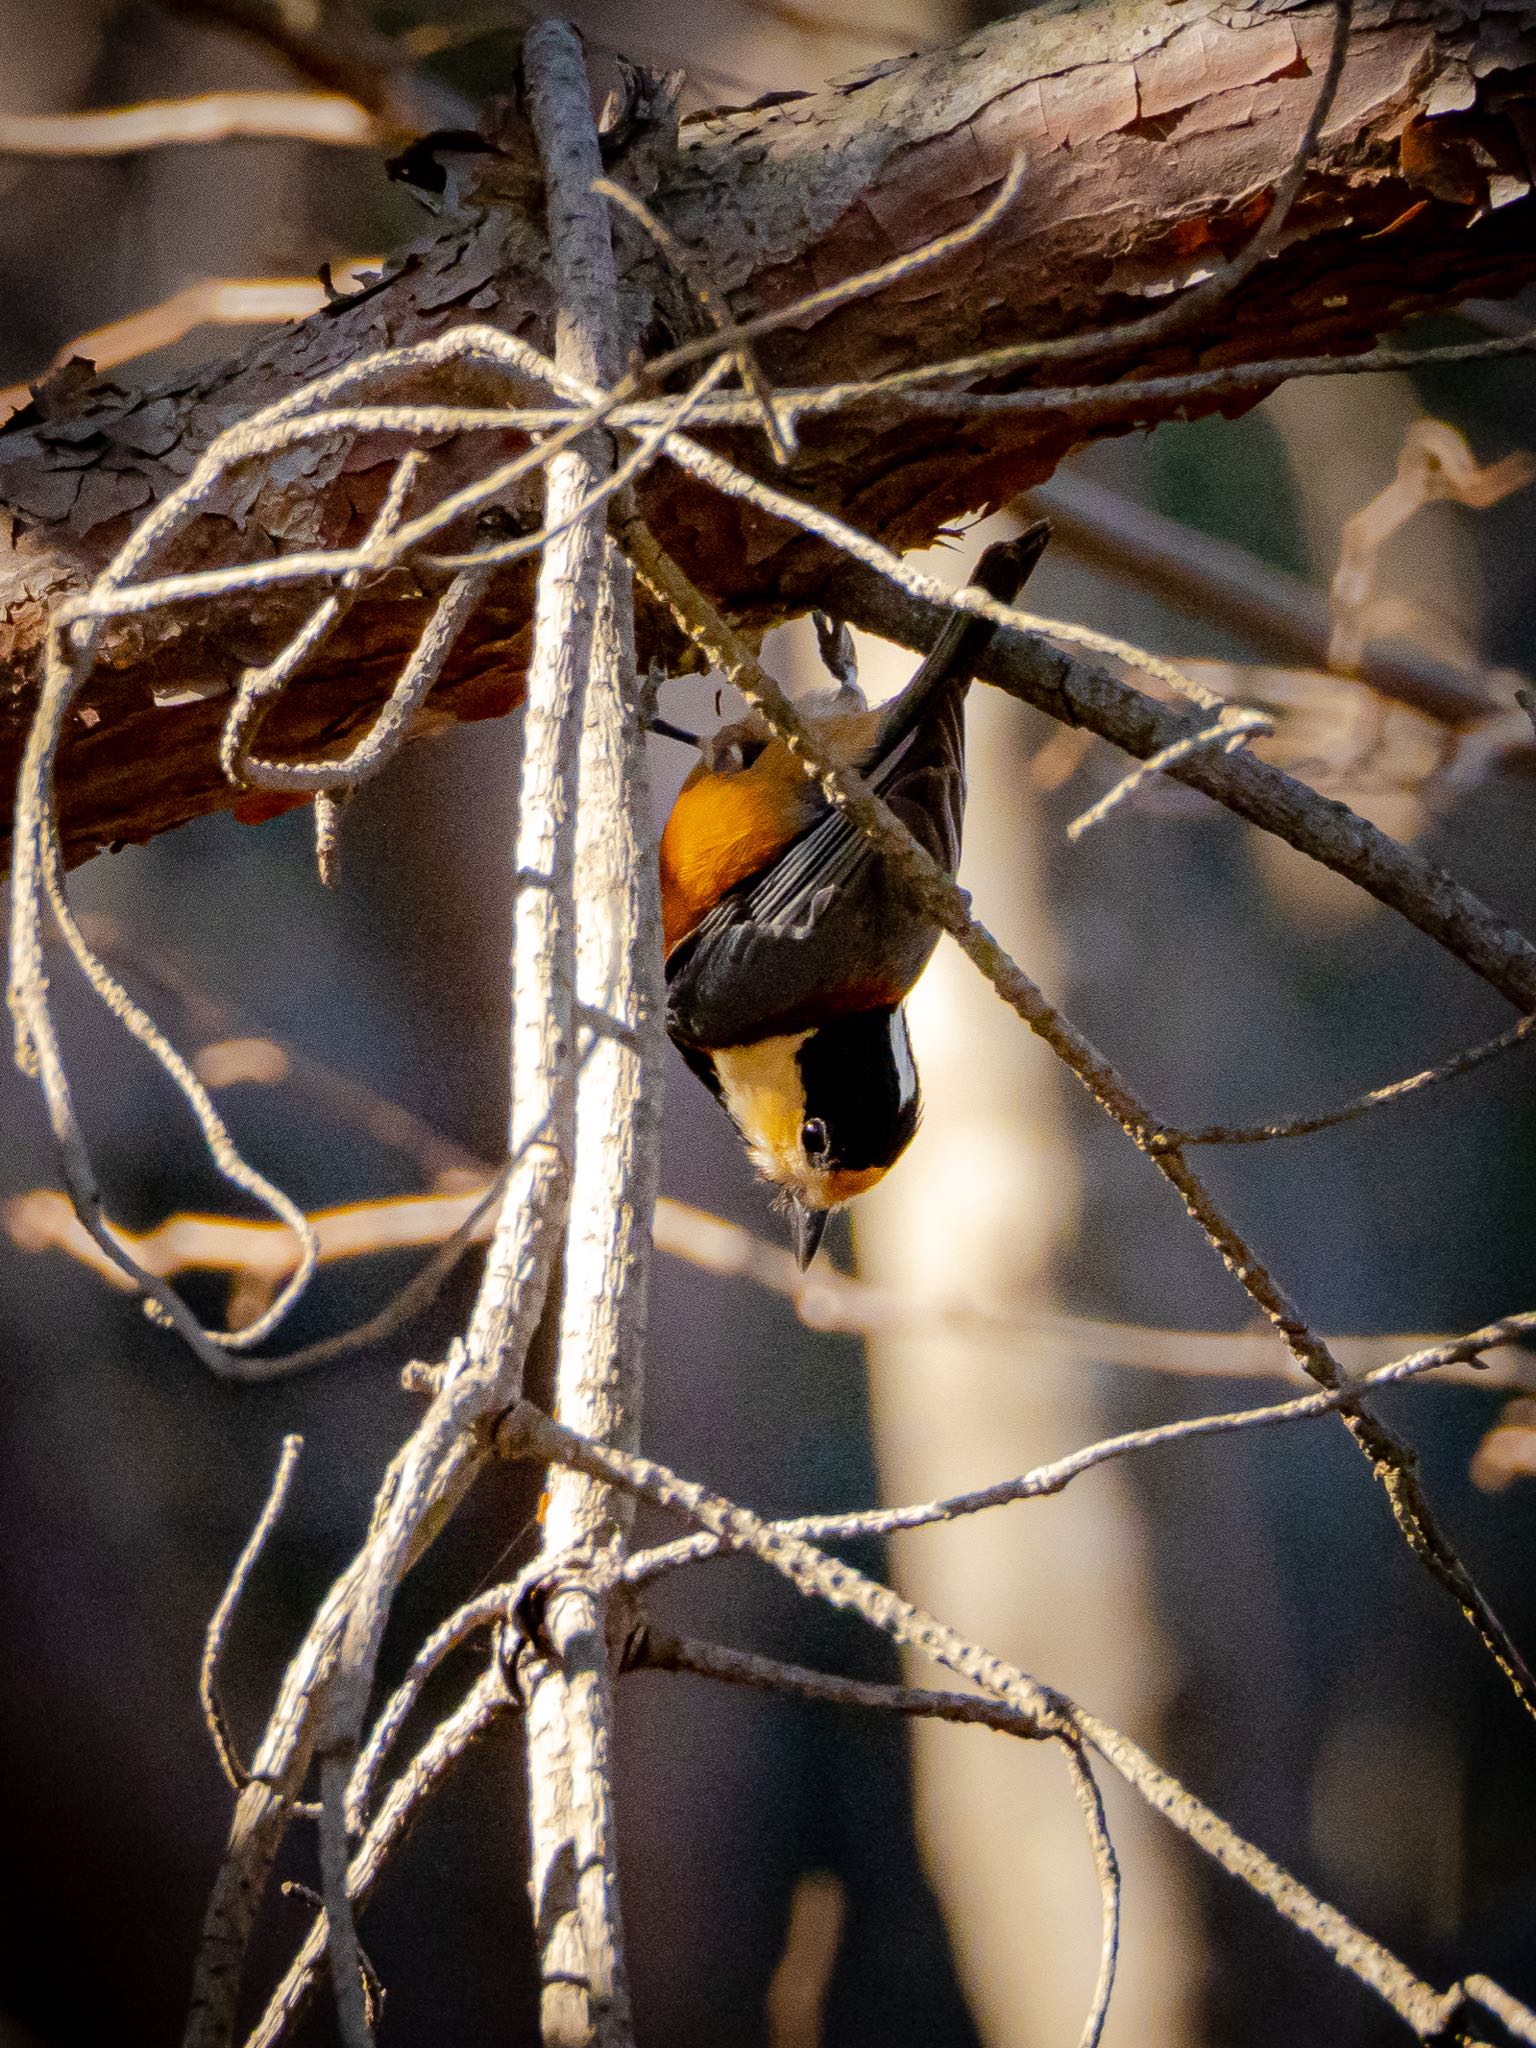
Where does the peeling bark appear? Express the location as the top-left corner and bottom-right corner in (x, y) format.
(1, 0), (1533, 868)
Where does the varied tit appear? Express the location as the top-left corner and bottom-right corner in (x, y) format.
(659, 524), (1050, 1268)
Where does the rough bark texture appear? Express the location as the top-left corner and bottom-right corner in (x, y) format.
(1, 0), (1533, 869)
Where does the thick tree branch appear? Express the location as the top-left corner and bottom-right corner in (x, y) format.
(1, 0), (1533, 867)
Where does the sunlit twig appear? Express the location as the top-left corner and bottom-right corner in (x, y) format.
(0, 91), (376, 158)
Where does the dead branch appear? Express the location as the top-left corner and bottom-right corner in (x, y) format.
(824, 558), (1536, 1011)
(505, 1406), (1531, 2046)
(3, 0), (1535, 866)
(199, 1435), (304, 1793)
(0, 91), (377, 156)
(1028, 468), (1535, 742)
(513, 28), (648, 2042)
(244, 1662), (516, 2048)
(14, 1177), (1536, 1391)
(616, 510), (1536, 1717)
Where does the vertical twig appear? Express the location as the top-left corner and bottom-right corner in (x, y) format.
(243, 1663), (516, 2048)
(200, 1435), (305, 1791)
(517, 23), (652, 2048)
(185, 60), (613, 2048)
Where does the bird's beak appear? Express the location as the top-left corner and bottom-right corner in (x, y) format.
(793, 1202), (829, 1271)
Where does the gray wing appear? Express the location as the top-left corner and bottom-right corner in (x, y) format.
(666, 690), (965, 1049)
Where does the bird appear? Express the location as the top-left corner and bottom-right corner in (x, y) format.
(659, 522), (1050, 1268)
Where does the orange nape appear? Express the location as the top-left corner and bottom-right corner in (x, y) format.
(658, 708), (882, 953)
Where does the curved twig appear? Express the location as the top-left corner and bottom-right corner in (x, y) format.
(200, 1436), (304, 1790)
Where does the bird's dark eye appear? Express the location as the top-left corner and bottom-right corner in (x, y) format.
(801, 1116), (830, 1161)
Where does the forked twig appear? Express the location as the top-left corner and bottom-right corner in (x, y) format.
(244, 1662), (515, 2048)
(622, 1311), (1536, 1581)
(508, 1407), (1524, 2046)
(637, 1631), (1121, 2047)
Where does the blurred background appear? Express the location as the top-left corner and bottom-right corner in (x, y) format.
(0, 3), (1534, 2044)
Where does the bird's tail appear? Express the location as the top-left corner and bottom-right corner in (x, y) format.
(872, 519), (1050, 761)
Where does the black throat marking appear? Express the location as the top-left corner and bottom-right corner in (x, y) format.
(796, 1007), (920, 1172)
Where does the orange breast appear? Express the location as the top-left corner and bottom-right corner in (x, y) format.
(659, 705), (889, 955)
(659, 748), (815, 953)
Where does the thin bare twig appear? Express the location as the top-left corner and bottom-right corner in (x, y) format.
(650, 423), (1228, 710)
(615, 512), (1536, 1719)
(771, 329), (1536, 426)
(22, 920), (1535, 1370)
(317, 1743), (372, 2048)
(623, 1312), (1536, 1583)
(1066, 705), (1274, 839)
(1061, 1743), (1120, 2048)
(6, 704), (322, 1370)
(75, 913), (487, 1186)
(348, 1580), (527, 1833)
(244, 1662), (515, 2048)
(200, 1436), (304, 1792)
(509, 1409), (1516, 2044)
(1176, 1012), (1536, 1147)
(220, 450), (428, 793)
(187, 1556), (368, 2046)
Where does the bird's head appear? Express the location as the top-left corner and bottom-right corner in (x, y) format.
(701, 1006), (922, 1268)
